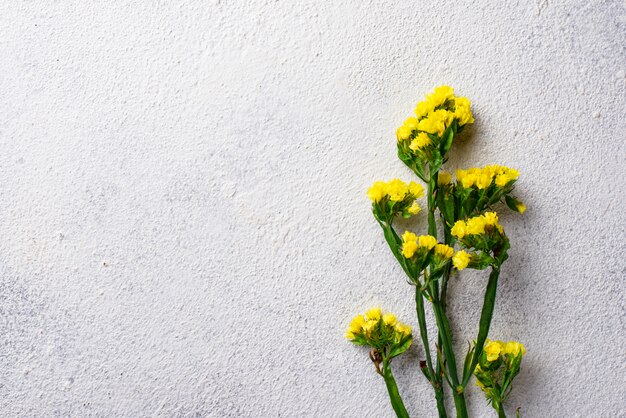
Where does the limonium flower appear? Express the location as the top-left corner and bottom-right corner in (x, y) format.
(346, 308), (413, 356)
(451, 212), (503, 239)
(474, 338), (526, 412)
(456, 165), (520, 190)
(452, 250), (471, 270)
(396, 86), (474, 165)
(367, 179), (424, 222)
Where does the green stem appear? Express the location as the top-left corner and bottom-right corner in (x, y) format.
(427, 173), (438, 238)
(494, 402), (507, 418)
(430, 285), (468, 418)
(382, 359), (410, 418)
(415, 288), (448, 418)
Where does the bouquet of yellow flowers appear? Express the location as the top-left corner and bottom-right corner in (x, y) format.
(346, 86), (527, 418)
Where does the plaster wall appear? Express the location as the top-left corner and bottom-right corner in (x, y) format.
(1, 1), (625, 417)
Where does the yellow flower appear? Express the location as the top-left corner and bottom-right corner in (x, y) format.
(365, 307), (382, 321)
(402, 231), (417, 243)
(386, 179), (409, 201)
(367, 179), (417, 203)
(429, 85), (455, 104)
(402, 240), (419, 258)
(482, 211), (499, 226)
(408, 181), (424, 198)
(408, 201), (421, 215)
(409, 132), (432, 151)
(367, 181), (386, 202)
(403, 117), (419, 131)
(453, 96), (474, 125)
(476, 171), (493, 189)
(418, 235), (437, 250)
(451, 220), (467, 239)
(504, 341), (526, 356)
(396, 126), (412, 142)
(382, 313), (397, 326)
(495, 173), (513, 187)
(363, 319), (379, 337)
(438, 171), (452, 185)
(516, 202), (526, 214)
(395, 322), (412, 336)
(345, 314), (366, 340)
(465, 216), (486, 235)
(434, 244), (454, 259)
(347, 314), (366, 333)
(418, 109), (451, 136)
(415, 100), (436, 119)
(484, 340), (503, 362)
(452, 250), (471, 270)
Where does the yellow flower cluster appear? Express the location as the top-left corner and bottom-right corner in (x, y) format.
(482, 339), (526, 362)
(400, 232), (455, 261)
(345, 307), (412, 342)
(396, 86), (474, 150)
(367, 179), (424, 204)
(451, 212), (503, 239)
(452, 250), (471, 270)
(401, 232), (435, 258)
(456, 165), (520, 189)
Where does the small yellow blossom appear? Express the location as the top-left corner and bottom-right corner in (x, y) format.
(452, 212), (503, 240)
(396, 126), (412, 142)
(408, 181), (424, 198)
(438, 171), (452, 185)
(516, 202), (526, 214)
(402, 240), (418, 258)
(409, 132), (432, 151)
(365, 307), (382, 321)
(408, 201), (421, 215)
(453, 96), (474, 125)
(395, 323), (412, 336)
(366, 181), (387, 202)
(465, 217), (486, 235)
(450, 221), (467, 239)
(386, 179), (409, 201)
(382, 313), (397, 326)
(401, 231), (419, 258)
(434, 244), (454, 259)
(367, 179), (423, 203)
(404, 117), (419, 131)
(452, 250), (471, 270)
(418, 235), (438, 250)
(504, 341), (526, 357)
(484, 340), (503, 362)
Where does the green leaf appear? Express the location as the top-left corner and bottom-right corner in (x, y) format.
(463, 341), (476, 379)
(462, 267), (501, 387)
(389, 336), (413, 358)
(440, 120), (457, 155)
(505, 195), (524, 213)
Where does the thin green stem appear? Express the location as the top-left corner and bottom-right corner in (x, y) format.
(427, 174), (438, 238)
(498, 407), (507, 418)
(415, 288), (448, 418)
(382, 358), (410, 418)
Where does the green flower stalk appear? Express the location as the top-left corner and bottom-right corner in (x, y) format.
(346, 308), (413, 418)
(345, 86), (529, 417)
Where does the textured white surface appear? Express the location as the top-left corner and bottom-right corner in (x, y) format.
(1, 1), (625, 417)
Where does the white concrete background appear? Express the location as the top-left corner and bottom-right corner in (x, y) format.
(0, 1), (624, 417)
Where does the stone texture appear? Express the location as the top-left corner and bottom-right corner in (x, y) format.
(0, 1), (624, 417)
